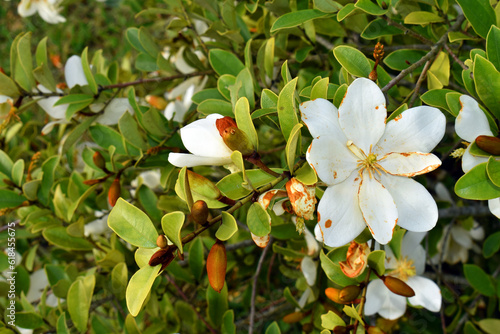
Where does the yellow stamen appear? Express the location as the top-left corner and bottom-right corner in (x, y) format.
(390, 256), (416, 282)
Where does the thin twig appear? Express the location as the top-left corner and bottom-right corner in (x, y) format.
(408, 59), (433, 108)
(444, 43), (468, 70)
(249, 238), (274, 334)
(383, 17), (433, 45)
(438, 205), (492, 218)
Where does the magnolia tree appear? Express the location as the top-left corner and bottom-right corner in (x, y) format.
(2, 0), (500, 333)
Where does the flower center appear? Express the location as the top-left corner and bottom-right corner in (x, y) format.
(346, 141), (385, 179)
(391, 256), (416, 281)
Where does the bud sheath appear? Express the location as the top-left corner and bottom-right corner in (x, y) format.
(206, 240), (227, 293)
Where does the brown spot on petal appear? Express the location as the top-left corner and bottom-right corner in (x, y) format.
(375, 106), (379, 110)
(308, 144), (312, 154)
(333, 171), (337, 179)
(394, 114), (403, 121)
(325, 219), (332, 228)
(317, 212), (321, 222)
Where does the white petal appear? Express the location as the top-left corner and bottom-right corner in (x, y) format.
(0, 95), (11, 104)
(272, 198), (289, 216)
(435, 182), (454, 204)
(462, 144), (488, 173)
(314, 223), (323, 243)
(37, 96), (67, 119)
(175, 46), (195, 74)
(299, 98), (344, 140)
(470, 223), (485, 240)
(401, 245), (426, 276)
(358, 172), (398, 245)
(166, 77), (200, 100)
(379, 152), (441, 177)
(251, 232), (270, 248)
(303, 227), (320, 256)
(164, 102), (176, 120)
(183, 85), (196, 109)
(407, 276), (442, 312)
(317, 174), (366, 247)
(96, 98), (134, 125)
(18, 0), (37, 17)
(375, 106), (446, 155)
(65, 55), (88, 89)
(168, 153), (233, 167)
(37, 2), (66, 24)
(301, 256), (318, 286)
(164, 100), (188, 123)
(379, 173), (438, 233)
(41, 119), (69, 135)
(306, 135), (357, 186)
(450, 225), (473, 248)
(338, 78), (387, 154)
(364, 279), (406, 320)
(456, 95), (493, 142)
(180, 115), (233, 158)
(489, 198), (500, 218)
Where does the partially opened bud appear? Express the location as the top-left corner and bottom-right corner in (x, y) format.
(285, 178), (317, 221)
(146, 95), (168, 110)
(206, 240), (227, 293)
(339, 241), (369, 278)
(93, 151), (106, 170)
(382, 276), (415, 297)
(156, 235), (168, 248)
(108, 178), (121, 207)
(149, 247), (175, 268)
(325, 287), (345, 304)
(282, 311), (306, 323)
(476, 135), (500, 155)
(216, 116), (254, 156)
(191, 200), (209, 225)
(339, 285), (361, 303)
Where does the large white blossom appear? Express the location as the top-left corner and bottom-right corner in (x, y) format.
(300, 78), (445, 247)
(168, 114), (233, 167)
(364, 232), (442, 320)
(18, 0), (66, 24)
(454, 95), (500, 218)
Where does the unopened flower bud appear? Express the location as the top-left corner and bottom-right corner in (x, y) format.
(325, 287), (347, 304)
(191, 200), (209, 225)
(333, 326), (348, 334)
(93, 151), (106, 170)
(476, 135), (500, 155)
(339, 285), (361, 303)
(206, 240), (227, 293)
(145, 95), (168, 110)
(216, 116), (254, 156)
(282, 311), (306, 323)
(156, 235), (168, 248)
(149, 247), (175, 269)
(108, 178), (121, 207)
(369, 69), (378, 81)
(382, 276), (415, 297)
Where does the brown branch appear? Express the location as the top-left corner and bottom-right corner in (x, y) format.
(408, 59), (433, 108)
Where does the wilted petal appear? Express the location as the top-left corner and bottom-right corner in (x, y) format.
(318, 174), (366, 247)
(286, 178), (317, 220)
(407, 276), (442, 312)
(339, 241), (369, 278)
(65, 55), (88, 89)
(379, 174), (438, 233)
(359, 172), (398, 244)
(365, 279), (406, 320)
(462, 144), (488, 173)
(251, 232), (270, 248)
(272, 198), (289, 216)
(379, 152), (441, 177)
(299, 98), (345, 141)
(456, 95), (493, 142)
(301, 256), (317, 286)
(375, 106), (445, 155)
(168, 153), (233, 167)
(96, 98), (134, 125)
(338, 78), (386, 154)
(306, 135), (357, 186)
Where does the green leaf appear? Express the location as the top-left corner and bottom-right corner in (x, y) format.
(294, 163), (317, 185)
(89, 124), (140, 156)
(56, 313), (70, 334)
(108, 198), (158, 248)
(192, 88), (226, 105)
(388, 228), (406, 260)
(247, 202), (271, 237)
(361, 18), (403, 39)
(456, 0), (496, 38)
(34, 37), (56, 92)
(367, 250), (385, 275)
(188, 237), (204, 281)
(161, 211), (185, 254)
(285, 123), (303, 172)
(15, 312), (44, 329)
(483, 231), (500, 258)
(0, 149), (13, 178)
(0, 188), (26, 209)
(354, 0), (387, 15)
(487, 156), (500, 187)
(455, 162), (500, 200)
(207, 283), (228, 327)
(320, 249), (358, 287)
(236, 68), (255, 109)
(0, 71), (20, 97)
(428, 51), (450, 90)
(314, 0), (342, 13)
(321, 311), (346, 330)
(218, 74), (235, 100)
(283, 286), (302, 309)
(310, 77), (329, 100)
(265, 322), (281, 334)
(198, 99), (234, 117)
(464, 264), (496, 296)
(119, 111), (148, 150)
(221, 310), (236, 334)
(81, 48), (98, 94)
(14, 32), (35, 92)
(141, 108), (169, 136)
(209, 49), (245, 76)
(420, 89), (457, 114)
(474, 55), (500, 119)
(68, 275), (95, 333)
(270, 9), (328, 33)
(277, 77), (299, 141)
(235, 97), (258, 150)
(175, 168), (225, 209)
(138, 27), (160, 58)
(384, 49), (427, 71)
(37, 155), (59, 206)
(333, 46), (371, 77)
(42, 227), (93, 251)
(261, 89), (279, 108)
(264, 37), (275, 81)
(486, 26), (500, 72)
(216, 212), (238, 241)
(111, 262), (128, 298)
(126, 264), (161, 317)
(478, 319), (500, 334)
(343, 305), (364, 325)
(61, 116), (97, 153)
(217, 168), (284, 199)
(404, 11), (444, 25)
(137, 185), (163, 222)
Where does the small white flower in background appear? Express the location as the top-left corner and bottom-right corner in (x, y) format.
(454, 95), (500, 219)
(168, 114), (234, 168)
(84, 211), (112, 237)
(300, 78), (445, 247)
(130, 169), (162, 197)
(164, 76), (208, 122)
(26, 269), (58, 307)
(18, 0), (66, 24)
(364, 232), (442, 320)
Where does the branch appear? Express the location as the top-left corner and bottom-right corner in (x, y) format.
(408, 59), (432, 108)
(438, 205), (492, 219)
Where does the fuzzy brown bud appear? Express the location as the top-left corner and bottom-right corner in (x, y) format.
(108, 178), (121, 207)
(156, 235), (168, 248)
(382, 276), (415, 297)
(476, 135), (500, 156)
(206, 240), (227, 293)
(93, 151), (106, 170)
(216, 116), (254, 156)
(339, 285), (361, 303)
(149, 247), (175, 268)
(282, 312), (306, 324)
(191, 200), (209, 225)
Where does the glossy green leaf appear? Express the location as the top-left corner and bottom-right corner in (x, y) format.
(265, 321), (281, 334)
(188, 237), (204, 281)
(310, 77), (329, 100)
(42, 226), (93, 251)
(214, 212), (237, 241)
(270, 9), (328, 32)
(367, 250), (385, 275)
(457, 0), (495, 38)
(483, 231), (500, 258)
(207, 283), (228, 327)
(141, 108), (169, 136)
(15, 312), (44, 329)
(474, 55), (500, 119)
(261, 89), (279, 108)
(61, 116), (97, 153)
(455, 162), (500, 200)
(478, 319), (500, 334)
(126, 264), (161, 317)
(135, 247), (159, 268)
(209, 49), (245, 76)
(355, 0), (387, 15)
(161, 211), (185, 254)
(464, 264), (496, 296)
(198, 99), (234, 116)
(34, 37), (56, 92)
(384, 49), (427, 71)
(486, 157), (500, 187)
(217, 74), (235, 101)
(0, 71), (20, 97)
(108, 198), (158, 248)
(320, 249), (358, 287)
(0, 149), (13, 178)
(264, 37), (275, 80)
(361, 18), (403, 39)
(81, 48), (98, 94)
(486, 26), (500, 71)
(0, 188), (26, 210)
(89, 124), (140, 156)
(175, 168), (225, 209)
(111, 262), (128, 298)
(138, 27), (160, 58)
(285, 123), (303, 172)
(445, 92), (461, 117)
(14, 32), (35, 92)
(56, 313), (70, 334)
(294, 163), (317, 185)
(333, 46), (371, 77)
(119, 111), (148, 150)
(321, 311), (346, 330)
(281, 60), (292, 83)
(217, 168), (284, 199)
(235, 97), (258, 150)
(314, 0), (342, 13)
(428, 51), (450, 90)
(277, 77), (299, 141)
(247, 202), (271, 237)
(236, 68), (255, 109)
(68, 275), (95, 333)
(343, 305), (364, 324)
(221, 310), (236, 334)
(37, 156), (59, 206)
(404, 11), (444, 25)
(420, 89), (456, 114)
(192, 88), (226, 104)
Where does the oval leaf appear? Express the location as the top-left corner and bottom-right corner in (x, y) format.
(161, 211), (185, 254)
(126, 264), (161, 317)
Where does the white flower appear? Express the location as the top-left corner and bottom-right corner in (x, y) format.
(300, 78), (445, 247)
(364, 232), (442, 320)
(164, 76), (208, 122)
(168, 114), (233, 167)
(455, 95), (500, 218)
(18, 0), (66, 24)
